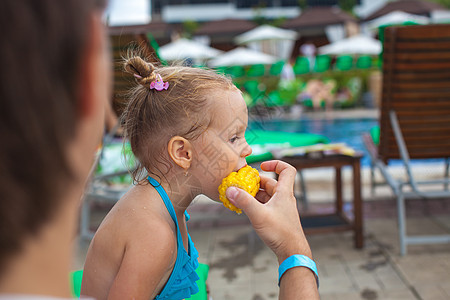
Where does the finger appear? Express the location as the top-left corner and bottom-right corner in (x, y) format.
(259, 175), (277, 196)
(260, 160), (297, 194)
(226, 186), (264, 221)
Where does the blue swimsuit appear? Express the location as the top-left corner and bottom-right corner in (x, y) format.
(148, 176), (200, 300)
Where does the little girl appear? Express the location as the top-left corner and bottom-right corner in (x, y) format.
(81, 56), (253, 299)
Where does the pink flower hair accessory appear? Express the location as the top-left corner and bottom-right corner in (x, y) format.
(150, 74), (169, 91)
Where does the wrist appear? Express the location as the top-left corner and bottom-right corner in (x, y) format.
(278, 254), (319, 287)
(276, 242), (312, 264)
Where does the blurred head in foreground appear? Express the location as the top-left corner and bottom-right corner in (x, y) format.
(0, 0), (108, 296)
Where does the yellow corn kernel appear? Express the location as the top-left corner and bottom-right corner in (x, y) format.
(218, 165), (260, 214)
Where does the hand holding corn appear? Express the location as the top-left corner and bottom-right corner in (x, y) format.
(219, 160), (318, 299)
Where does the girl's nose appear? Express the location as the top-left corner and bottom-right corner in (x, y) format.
(241, 142), (252, 158)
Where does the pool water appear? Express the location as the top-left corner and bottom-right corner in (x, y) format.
(248, 116), (447, 169)
(248, 117), (378, 166)
(249, 117), (446, 167)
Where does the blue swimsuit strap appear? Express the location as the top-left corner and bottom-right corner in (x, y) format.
(147, 176), (199, 300)
(147, 176), (183, 241)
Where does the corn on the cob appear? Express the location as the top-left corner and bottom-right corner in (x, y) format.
(218, 165), (260, 214)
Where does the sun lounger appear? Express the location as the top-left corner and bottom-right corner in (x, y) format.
(363, 24), (450, 255)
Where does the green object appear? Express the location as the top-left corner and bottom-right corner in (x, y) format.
(186, 263), (209, 300)
(245, 130), (329, 164)
(247, 64), (265, 77)
(266, 90), (284, 107)
(193, 64), (206, 69)
(243, 80), (265, 106)
(370, 126), (380, 146)
(70, 264), (210, 300)
(293, 56), (310, 75)
(269, 60), (285, 76)
(313, 55), (331, 73)
(278, 78), (303, 102)
(356, 55), (373, 69)
(70, 270), (83, 298)
(215, 66), (227, 75)
(336, 55), (353, 71)
(242, 91), (253, 106)
(225, 66), (245, 78)
(336, 76), (362, 108)
(147, 33), (167, 66)
(302, 98), (313, 108)
(246, 151), (275, 164)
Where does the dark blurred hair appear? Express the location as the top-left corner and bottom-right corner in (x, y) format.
(0, 0), (106, 273)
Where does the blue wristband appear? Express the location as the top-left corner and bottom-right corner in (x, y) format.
(278, 254), (319, 287)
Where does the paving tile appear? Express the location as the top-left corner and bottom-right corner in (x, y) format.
(208, 266), (253, 286)
(380, 288), (419, 299)
(252, 253), (278, 283)
(322, 288), (417, 300)
(189, 228), (214, 260)
(252, 271), (278, 289)
(413, 285), (450, 300)
(348, 269), (384, 291)
(394, 252), (450, 285)
(318, 275), (357, 294)
(209, 282), (254, 300)
(319, 294), (338, 300)
(373, 264), (405, 291)
(440, 283), (450, 298)
(249, 279), (279, 300)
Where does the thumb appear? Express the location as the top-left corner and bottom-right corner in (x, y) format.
(226, 186), (262, 219)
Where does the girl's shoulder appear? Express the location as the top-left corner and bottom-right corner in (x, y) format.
(113, 184), (163, 214)
(93, 183), (176, 237)
(107, 184), (176, 239)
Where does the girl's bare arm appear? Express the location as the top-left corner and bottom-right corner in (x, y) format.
(107, 221), (176, 300)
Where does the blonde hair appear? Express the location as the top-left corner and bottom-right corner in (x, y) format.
(122, 56), (236, 182)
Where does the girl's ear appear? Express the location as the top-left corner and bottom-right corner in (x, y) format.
(168, 136), (193, 170)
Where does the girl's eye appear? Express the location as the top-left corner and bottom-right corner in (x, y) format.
(229, 136), (239, 143)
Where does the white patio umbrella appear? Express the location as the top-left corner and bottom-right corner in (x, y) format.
(366, 11), (429, 30)
(234, 25), (297, 60)
(431, 10), (450, 24)
(208, 47), (278, 67)
(158, 38), (223, 61)
(318, 34), (382, 55)
(234, 25), (297, 44)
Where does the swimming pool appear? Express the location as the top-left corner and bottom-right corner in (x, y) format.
(248, 117), (377, 166)
(249, 116), (445, 167)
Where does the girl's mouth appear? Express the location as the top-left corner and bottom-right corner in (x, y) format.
(235, 164), (248, 172)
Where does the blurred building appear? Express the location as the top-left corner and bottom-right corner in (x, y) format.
(151, 0), (300, 22)
(284, 6), (358, 57)
(364, 0), (445, 21)
(109, 1), (370, 59)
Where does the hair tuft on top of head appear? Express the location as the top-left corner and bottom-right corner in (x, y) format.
(124, 56), (156, 87)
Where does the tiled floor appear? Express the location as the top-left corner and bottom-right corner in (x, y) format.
(74, 196), (450, 300)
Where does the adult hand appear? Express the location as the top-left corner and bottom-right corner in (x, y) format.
(226, 160), (319, 299)
(226, 160), (311, 263)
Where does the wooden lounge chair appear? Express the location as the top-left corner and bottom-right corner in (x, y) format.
(363, 24), (450, 255)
